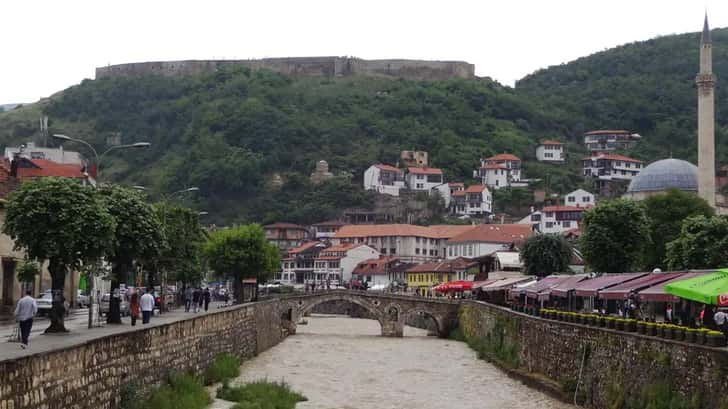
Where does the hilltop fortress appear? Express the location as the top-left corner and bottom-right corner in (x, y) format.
(95, 57), (475, 81)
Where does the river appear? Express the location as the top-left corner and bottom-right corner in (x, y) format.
(212, 314), (574, 409)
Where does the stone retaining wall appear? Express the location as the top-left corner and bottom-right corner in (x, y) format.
(0, 300), (288, 409)
(458, 300), (728, 408)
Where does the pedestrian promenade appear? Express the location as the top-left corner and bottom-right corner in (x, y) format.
(0, 302), (226, 361)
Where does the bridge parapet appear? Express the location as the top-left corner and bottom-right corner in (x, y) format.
(277, 290), (460, 337)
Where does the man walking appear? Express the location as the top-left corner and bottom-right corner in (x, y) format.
(14, 290), (37, 349)
(140, 289), (155, 324)
(184, 287), (193, 312)
(203, 287), (211, 312)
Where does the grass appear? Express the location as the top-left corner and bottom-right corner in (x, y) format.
(204, 353), (241, 385)
(144, 373), (211, 409)
(217, 380), (307, 409)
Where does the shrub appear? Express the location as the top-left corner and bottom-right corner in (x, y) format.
(204, 353), (241, 385)
(217, 380), (307, 409)
(145, 374), (211, 409)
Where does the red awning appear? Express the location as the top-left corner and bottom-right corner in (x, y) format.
(550, 274), (591, 298)
(436, 280), (474, 292)
(598, 272), (686, 300)
(638, 272), (711, 302)
(524, 275), (573, 299)
(573, 273), (648, 297)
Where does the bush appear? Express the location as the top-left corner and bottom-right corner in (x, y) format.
(204, 353), (241, 385)
(217, 380), (307, 409)
(145, 374), (211, 409)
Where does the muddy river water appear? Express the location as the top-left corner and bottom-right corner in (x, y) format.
(214, 314), (574, 409)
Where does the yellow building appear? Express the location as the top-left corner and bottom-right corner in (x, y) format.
(406, 258), (480, 296)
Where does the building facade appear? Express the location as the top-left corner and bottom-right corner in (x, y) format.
(476, 154), (522, 189)
(564, 189), (595, 207)
(583, 130), (641, 152)
(263, 223), (311, 252)
(536, 140), (565, 163)
(400, 150), (429, 168)
(445, 224), (532, 259)
(451, 185), (492, 217)
(363, 164), (406, 196)
(406, 167), (443, 191)
(537, 206), (587, 234)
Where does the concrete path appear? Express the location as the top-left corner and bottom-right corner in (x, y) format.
(0, 302), (229, 361)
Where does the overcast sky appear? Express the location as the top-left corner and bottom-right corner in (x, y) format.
(3, 0), (728, 103)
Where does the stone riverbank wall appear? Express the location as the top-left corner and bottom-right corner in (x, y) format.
(458, 300), (728, 409)
(0, 300), (289, 409)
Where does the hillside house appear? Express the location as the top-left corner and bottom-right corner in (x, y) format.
(445, 224), (532, 259)
(263, 222), (311, 251)
(583, 154), (643, 195)
(400, 150), (428, 168)
(363, 164), (405, 196)
(564, 189), (595, 207)
(475, 154), (522, 189)
(406, 167), (443, 191)
(352, 256), (413, 289)
(537, 205), (587, 234)
(451, 185), (492, 217)
(311, 243), (380, 285)
(279, 241), (327, 284)
(583, 130), (641, 152)
(312, 220), (346, 239)
(536, 140), (565, 163)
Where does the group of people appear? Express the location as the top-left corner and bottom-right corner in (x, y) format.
(128, 289), (156, 326)
(183, 287), (211, 313)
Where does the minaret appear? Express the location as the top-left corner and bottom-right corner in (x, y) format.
(697, 14), (716, 206)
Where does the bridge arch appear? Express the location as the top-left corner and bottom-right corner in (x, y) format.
(299, 295), (386, 331)
(404, 309), (446, 337)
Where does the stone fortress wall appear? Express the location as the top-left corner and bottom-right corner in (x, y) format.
(0, 300), (288, 409)
(95, 57), (476, 81)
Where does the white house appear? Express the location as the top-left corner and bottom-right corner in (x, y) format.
(536, 140), (565, 163)
(445, 224), (532, 259)
(363, 164), (405, 196)
(583, 130), (641, 153)
(313, 243), (380, 285)
(475, 154), (522, 189)
(537, 206), (587, 234)
(583, 154), (643, 181)
(564, 189), (595, 207)
(406, 167), (443, 191)
(451, 185), (492, 217)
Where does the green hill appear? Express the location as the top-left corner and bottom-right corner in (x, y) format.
(1, 26), (727, 224)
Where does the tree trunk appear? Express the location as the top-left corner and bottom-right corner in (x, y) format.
(45, 261), (68, 333)
(107, 261), (129, 324)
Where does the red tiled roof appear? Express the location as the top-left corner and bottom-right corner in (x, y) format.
(374, 164), (402, 173)
(322, 243), (362, 253)
(452, 190), (466, 197)
(288, 241), (321, 254)
(407, 167), (442, 175)
(335, 224), (475, 239)
(584, 130), (631, 135)
(542, 206), (586, 213)
(464, 185), (486, 193)
(16, 159), (88, 179)
(447, 224), (532, 244)
(486, 153), (520, 162)
(353, 257), (397, 275)
(540, 140), (563, 145)
(582, 154), (642, 163)
(448, 182), (465, 187)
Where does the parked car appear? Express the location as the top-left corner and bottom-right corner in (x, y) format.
(100, 293), (130, 317)
(35, 290), (70, 316)
(77, 290), (90, 308)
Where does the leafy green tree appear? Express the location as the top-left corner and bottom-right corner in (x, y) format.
(203, 224), (280, 303)
(3, 178), (115, 332)
(579, 199), (651, 273)
(99, 185), (164, 324)
(16, 259), (41, 284)
(665, 215), (728, 270)
(520, 234), (572, 277)
(643, 189), (714, 269)
(155, 204), (206, 286)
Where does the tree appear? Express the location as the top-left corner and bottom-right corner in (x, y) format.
(643, 189), (714, 269)
(155, 204), (206, 286)
(3, 178), (115, 332)
(520, 234), (572, 277)
(579, 199), (651, 273)
(99, 185), (164, 324)
(665, 215), (728, 270)
(203, 224), (280, 304)
(16, 259), (41, 285)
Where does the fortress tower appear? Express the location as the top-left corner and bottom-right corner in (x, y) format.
(697, 14), (716, 206)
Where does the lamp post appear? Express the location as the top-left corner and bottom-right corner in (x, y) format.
(53, 134), (151, 328)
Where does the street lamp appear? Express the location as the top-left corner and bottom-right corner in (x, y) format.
(52, 134), (151, 328)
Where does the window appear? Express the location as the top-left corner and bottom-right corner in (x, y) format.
(495, 180), (499, 186)
(582, 196), (590, 202)
(449, 247), (453, 257)
(416, 237), (421, 244)
(545, 222), (554, 228)
(546, 212), (554, 218)
(562, 221), (571, 228)
(568, 196), (575, 202)
(415, 248), (420, 255)
(390, 248), (396, 254)
(381, 248), (386, 254)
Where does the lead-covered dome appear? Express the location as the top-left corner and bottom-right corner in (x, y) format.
(627, 158), (698, 193)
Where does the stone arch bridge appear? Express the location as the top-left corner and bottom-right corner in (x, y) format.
(277, 290), (460, 337)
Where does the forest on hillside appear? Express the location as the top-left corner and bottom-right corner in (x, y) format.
(2, 27), (728, 225)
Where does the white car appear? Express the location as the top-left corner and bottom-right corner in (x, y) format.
(35, 291), (70, 316)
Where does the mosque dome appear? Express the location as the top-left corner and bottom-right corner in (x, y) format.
(627, 158), (698, 193)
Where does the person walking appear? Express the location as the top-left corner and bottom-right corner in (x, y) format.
(14, 290), (37, 349)
(140, 289), (155, 324)
(129, 293), (141, 326)
(197, 287), (204, 311)
(192, 288), (201, 313)
(184, 287), (193, 312)
(203, 287), (211, 312)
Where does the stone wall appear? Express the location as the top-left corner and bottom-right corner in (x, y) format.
(458, 301), (728, 408)
(95, 57), (475, 82)
(0, 300), (288, 409)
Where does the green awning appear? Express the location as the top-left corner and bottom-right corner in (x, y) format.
(79, 274), (87, 291)
(664, 269), (728, 306)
